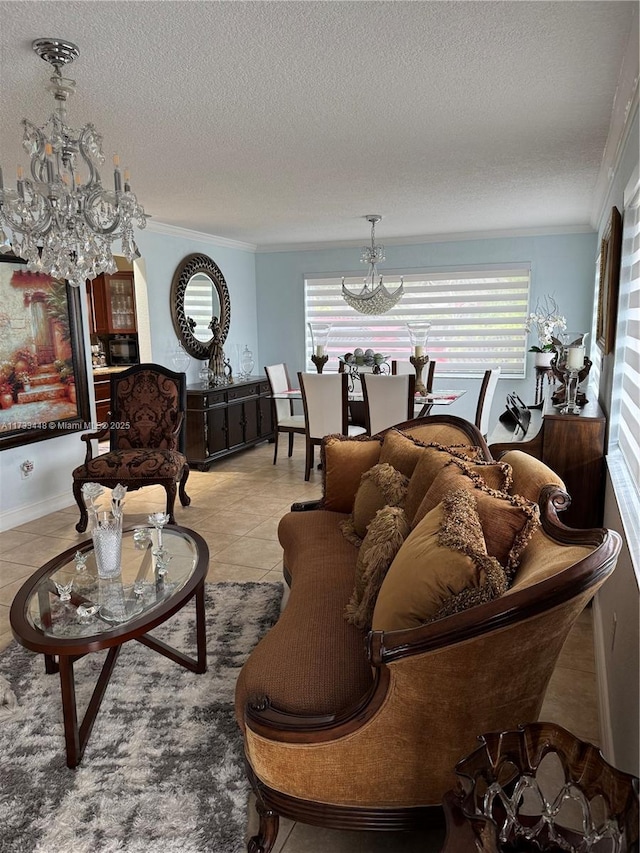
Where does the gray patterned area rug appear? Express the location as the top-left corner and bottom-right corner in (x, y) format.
(0, 581), (283, 853)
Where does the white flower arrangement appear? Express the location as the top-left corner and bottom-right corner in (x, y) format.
(525, 296), (567, 352)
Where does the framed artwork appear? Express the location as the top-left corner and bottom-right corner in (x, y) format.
(0, 254), (90, 450)
(596, 206), (623, 354)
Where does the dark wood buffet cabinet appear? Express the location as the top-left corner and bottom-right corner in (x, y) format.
(488, 389), (606, 530)
(185, 377), (274, 470)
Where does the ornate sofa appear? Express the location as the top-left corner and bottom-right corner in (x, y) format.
(234, 415), (621, 852)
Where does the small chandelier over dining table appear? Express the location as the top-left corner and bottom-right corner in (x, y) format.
(341, 214), (404, 315)
(0, 38), (148, 288)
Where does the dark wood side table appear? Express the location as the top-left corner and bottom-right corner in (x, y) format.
(489, 387), (606, 529)
(10, 525), (209, 768)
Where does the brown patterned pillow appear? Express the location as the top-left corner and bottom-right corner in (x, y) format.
(372, 489), (508, 631)
(413, 460), (540, 576)
(404, 452), (512, 524)
(340, 463), (410, 545)
(344, 506), (411, 630)
(379, 428), (480, 479)
(320, 433), (383, 513)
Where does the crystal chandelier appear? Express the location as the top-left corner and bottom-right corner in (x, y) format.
(0, 38), (148, 288)
(341, 215), (404, 315)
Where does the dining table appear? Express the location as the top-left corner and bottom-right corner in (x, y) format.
(271, 387), (466, 418)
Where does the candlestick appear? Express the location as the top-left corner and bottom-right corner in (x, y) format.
(565, 345), (585, 370)
(409, 354), (429, 396)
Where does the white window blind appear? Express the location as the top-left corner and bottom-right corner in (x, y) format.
(611, 172), (640, 494)
(305, 267), (531, 378)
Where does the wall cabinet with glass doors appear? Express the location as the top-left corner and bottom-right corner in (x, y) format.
(86, 271), (137, 335)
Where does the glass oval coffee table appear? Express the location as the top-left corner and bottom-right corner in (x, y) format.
(10, 524), (209, 768)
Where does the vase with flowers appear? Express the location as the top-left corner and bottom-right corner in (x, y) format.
(525, 296), (567, 367)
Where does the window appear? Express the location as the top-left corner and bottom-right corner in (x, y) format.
(305, 266), (531, 378)
(610, 169), (640, 497)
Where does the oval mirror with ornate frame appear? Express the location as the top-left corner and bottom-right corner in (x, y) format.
(170, 254), (231, 359)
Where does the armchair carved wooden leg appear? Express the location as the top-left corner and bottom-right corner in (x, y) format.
(248, 799), (279, 853)
(178, 466), (191, 507)
(73, 481), (89, 533)
(163, 481), (178, 525)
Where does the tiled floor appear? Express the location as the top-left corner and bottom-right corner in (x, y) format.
(0, 440), (600, 853)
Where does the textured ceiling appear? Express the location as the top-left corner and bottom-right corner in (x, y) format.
(0, 1), (635, 248)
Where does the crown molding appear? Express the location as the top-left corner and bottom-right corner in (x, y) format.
(143, 220), (257, 253)
(591, 5), (639, 231)
(255, 224), (595, 254)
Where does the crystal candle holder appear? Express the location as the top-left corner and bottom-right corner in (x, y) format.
(559, 331), (588, 415)
(308, 322), (332, 372)
(407, 322), (431, 395)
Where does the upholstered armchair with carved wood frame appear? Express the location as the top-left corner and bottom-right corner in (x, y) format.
(72, 363), (190, 532)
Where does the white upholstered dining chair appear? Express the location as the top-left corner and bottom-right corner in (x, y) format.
(297, 372), (366, 480)
(265, 363), (306, 464)
(475, 366), (501, 437)
(360, 373), (416, 435)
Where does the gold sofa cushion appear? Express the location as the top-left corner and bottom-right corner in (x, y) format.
(404, 453), (512, 525)
(413, 460), (540, 574)
(344, 506), (411, 630)
(379, 429), (479, 479)
(321, 434), (383, 513)
(340, 462), (409, 544)
(372, 490), (508, 631)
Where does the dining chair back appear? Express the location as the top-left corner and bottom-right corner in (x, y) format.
(265, 363), (305, 464)
(475, 366), (501, 437)
(361, 373), (416, 435)
(297, 372), (366, 480)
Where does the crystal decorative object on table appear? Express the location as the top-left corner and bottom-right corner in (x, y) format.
(0, 39), (147, 289)
(240, 345), (255, 379)
(82, 483), (126, 578)
(198, 364), (213, 386)
(148, 512), (170, 548)
(171, 342), (191, 373)
(92, 511), (123, 579)
(54, 579), (73, 601)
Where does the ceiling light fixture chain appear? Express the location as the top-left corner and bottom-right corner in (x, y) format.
(0, 38), (148, 288)
(341, 214), (404, 315)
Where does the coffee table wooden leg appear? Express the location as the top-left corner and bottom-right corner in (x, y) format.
(135, 583), (207, 673)
(59, 646), (122, 768)
(194, 582), (207, 673)
(59, 655), (81, 768)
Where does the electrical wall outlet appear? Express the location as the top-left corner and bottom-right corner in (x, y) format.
(20, 460), (34, 479)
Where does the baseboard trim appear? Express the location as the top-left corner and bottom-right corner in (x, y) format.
(0, 491), (75, 533)
(592, 595), (615, 764)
